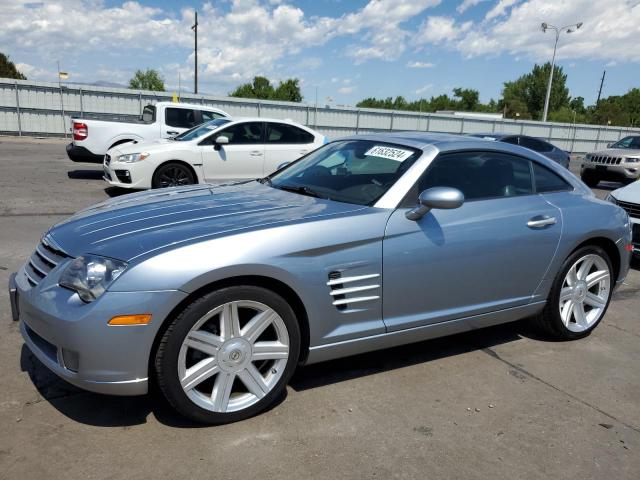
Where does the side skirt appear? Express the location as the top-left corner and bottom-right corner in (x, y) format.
(305, 302), (545, 365)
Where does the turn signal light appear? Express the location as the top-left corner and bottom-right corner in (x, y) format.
(108, 314), (152, 326)
(73, 122), (88, 141)
(625, 244), (634, 252)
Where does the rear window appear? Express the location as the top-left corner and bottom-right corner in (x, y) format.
(532, 162), (572, 193)
(165, 108), (197, 129)
(266, 123), (315, 144)
(142, 105), (155, 123)
(520, 136), (554, 153)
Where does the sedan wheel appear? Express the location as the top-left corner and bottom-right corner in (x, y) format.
(152, 162), (196, 188)
(535, 246), (613, 339)
(558, 254), (611, 333)
(155, 286), (300, 424)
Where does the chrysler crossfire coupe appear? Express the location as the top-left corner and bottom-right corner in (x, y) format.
(10, 132), (633, 424)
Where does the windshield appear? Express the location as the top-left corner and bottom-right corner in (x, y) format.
(611, 136), (640, 149)
(173, 119), (231, 141)
(268, 140), (422, 206)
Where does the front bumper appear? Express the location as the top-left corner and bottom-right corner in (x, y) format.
(66, 143), (103, 163)
(102, 158), (150, 190)
(12, 264), (187, 396)
(581, 162), (640, 180)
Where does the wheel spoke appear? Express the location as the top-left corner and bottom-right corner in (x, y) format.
(586, 270), (609, 288)
(220, 302), (241, 340)
(559, 287), (574, 302)
(584, 292), (606, 309)
(237, 364), (269, 399)
(181, 358), (219, 391)
(577, 256), (594, 280)
(242, 310), (276, 343)
(560, 298), (574, 326)
(573, 303), (588, 327)
(566, 264), (578, 286)
(184, 330), (223, 356)
(211, 372), (235, 412)
(252, 341), (289, 360)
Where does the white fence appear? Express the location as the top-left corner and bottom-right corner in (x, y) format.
(1, 78), (638, 153)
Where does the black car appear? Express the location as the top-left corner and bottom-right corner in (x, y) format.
(469, 133), (570, 168)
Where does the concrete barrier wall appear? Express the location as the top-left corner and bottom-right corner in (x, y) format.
(1, 78), (638, 153)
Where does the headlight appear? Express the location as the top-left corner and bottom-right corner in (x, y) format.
(605, 193), (617, 204)
(585, 154), (592, 161)
(625, 157), (639, 163)
(59, 255), (127, 302)
(117, 152), (149, 163)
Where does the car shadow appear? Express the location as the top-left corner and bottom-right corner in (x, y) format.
(67, 169), (104, 180)
(104, 186), (139, 198)
(19, 321), (530, 428)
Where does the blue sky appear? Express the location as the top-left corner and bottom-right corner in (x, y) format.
(2, 0), (638, 109)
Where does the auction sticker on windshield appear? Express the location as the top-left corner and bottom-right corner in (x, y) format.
(365, 145), (414, 162)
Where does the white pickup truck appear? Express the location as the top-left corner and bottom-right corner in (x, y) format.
(66, 102), (230, 163)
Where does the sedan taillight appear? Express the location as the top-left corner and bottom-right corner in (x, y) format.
(73, 122), (88, 141)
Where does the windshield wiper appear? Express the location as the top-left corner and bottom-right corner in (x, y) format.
(275, 184), (327, 199)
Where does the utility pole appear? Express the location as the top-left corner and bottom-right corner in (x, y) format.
(192, 11), (198, 94)
(596, 70), (606, 105)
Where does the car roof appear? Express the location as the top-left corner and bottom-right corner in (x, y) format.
(154, 101), (228, 112)
(468, 133), (513, 140)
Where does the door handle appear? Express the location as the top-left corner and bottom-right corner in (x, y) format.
(250, 151), (263, 156)
(527, 215), (557, 229)
(166, 130), (179, 135)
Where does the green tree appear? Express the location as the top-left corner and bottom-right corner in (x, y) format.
(273, 78), (303, 102)
(0, 53), (26, 80)
(128, 69), (165, 91)
(500, 62), (570, 120)
(453, 88), (480, 111)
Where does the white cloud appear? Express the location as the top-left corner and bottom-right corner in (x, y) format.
(338, 86), (356, 94)
(456, 0), (487, 13)
(407, 61), (435, 68)
(415, 16), (473, 44)
(485, 0), (520, 21)
(415, 84), (434, 94)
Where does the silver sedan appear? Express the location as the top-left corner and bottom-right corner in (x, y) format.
(10, 132), (633, 424)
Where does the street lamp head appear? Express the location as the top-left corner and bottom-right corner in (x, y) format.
(576, 22), (583, 29)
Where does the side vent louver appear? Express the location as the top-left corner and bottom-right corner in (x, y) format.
(327, 271), (380, 310)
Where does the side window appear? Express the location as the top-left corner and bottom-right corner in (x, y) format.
(211, 122), (263, 145)
(406, 151), (534, 205)
(532, 162), (573, 193)
(165, 108), (197, 129)
(520, 136), (553, 152)
(266, 123), (314, 144)
(501, 136), (520, 146)
(201, 110), (225, 122)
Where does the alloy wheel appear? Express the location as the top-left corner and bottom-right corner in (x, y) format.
(558, 253), (611, 333)
(177, 300), (290, 413)
(158, 166), (193, 187)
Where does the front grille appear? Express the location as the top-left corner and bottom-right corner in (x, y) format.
(617, 200), (640, 219)
(25, 236), (71, 287)
(633, 224), (640, 245)
(591, 155), (622, 165)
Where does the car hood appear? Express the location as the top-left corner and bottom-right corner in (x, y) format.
(109, 138), (186, 156)
(611, 180), (640, 204)
(48, 182), (366, 262)
(590, 148), (640, 158)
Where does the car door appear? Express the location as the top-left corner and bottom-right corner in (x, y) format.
(382, 150), (562, 332)
(263, 122), (317, 174)
(163, 107), (199, 138)
(199, 121), (265, 181)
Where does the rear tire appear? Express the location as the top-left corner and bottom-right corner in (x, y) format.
(152, 162), (196, 188)
(580, 171), (599, 188)
(533, 246), (613, 340)
(155, 286), (301, 425)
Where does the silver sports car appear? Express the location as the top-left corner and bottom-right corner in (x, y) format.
(9, 132), (633, 424)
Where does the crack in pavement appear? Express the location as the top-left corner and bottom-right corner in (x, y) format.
(479, 345), (640, 435)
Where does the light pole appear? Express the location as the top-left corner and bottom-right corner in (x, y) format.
(540, 21), (582, 122)
(192, 11), (198, 94)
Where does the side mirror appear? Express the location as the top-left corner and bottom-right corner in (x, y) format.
(214, 135), (229, 150)
(405, 187), (465, 221)
(607, 142), (613, 148)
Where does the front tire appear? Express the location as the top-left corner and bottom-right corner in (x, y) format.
(580, 170), (600, 188)
(152, 162), (196, 188)
(155, 286), (301, 424)
(534, 246), (613, 340)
